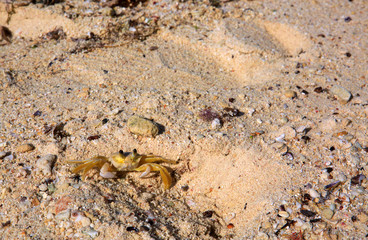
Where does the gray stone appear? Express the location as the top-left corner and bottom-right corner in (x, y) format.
(127, 116), (159, 137)
(330, 85), (352, 103)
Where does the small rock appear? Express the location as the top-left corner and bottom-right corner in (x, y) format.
(211, 118), (222, 129)
(16, 143), (35, 153)
(357, 213), (368, 223)
(278, 211), (290, 218)
(321, 208), (334, 220)
(3, 154), (13, 161)
(55, 209), (71, 221)
(100, 7), (115, 16)
(309, 189), (320, 198)
(108, 108), (121, 116)
(284, 89), (297, 99)
(127, 116), (159, 137)
(39, 184), (48, 191)
(330, 85), (352, 103)
(0, 151), (8, 159)
(82, 227), (99, 238)
(320, 172), (330, 180)
(142, 192), (154, 201)
(36, 154), (57, 175)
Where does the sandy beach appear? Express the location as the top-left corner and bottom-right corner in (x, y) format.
(1, 0), (367, 239)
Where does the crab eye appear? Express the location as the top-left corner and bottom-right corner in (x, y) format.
(133, 149), (137, 154)
(119, 150), (124, 155)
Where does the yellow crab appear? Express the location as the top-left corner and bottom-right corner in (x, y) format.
(68, 149), (176, 189)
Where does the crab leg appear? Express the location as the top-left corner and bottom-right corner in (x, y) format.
(134, 163), (172, 189)
(68, 156), (109, 180)
(141, 156), (176, 164)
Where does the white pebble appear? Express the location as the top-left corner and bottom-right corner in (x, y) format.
(275, 134), (285, 142)
(309, 189), (320, 198)
(39, 184), (48, 191)
(3, 154), (14, 161)
(0, 151), (7, 159)
(55, 209), (71, 221)
(211, 118), (222, 129)
(278, 211), (290, 218)
(320, 172), (330, 180)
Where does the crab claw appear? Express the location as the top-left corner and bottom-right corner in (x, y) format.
(135, 163), (172, 189)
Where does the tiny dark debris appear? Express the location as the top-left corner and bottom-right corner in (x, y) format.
(345, 52), (352, 57)
(223, 107), (241, 117)
(324, 181), (341, 190)
(344, 16), (352, 22)
(314, 87), (323, 93)
(33, 110), (42, 117)
(351, 174), (366, 185)
(0, 26), (12, 43)
(87, 135), (101, 141)
(301, 90), (309, 95)
(203, 210), (214, 218)
(351, 215), (358, 222)
(296, 62), (304, 68)
(329, 146), (335, 151)
(1, 220), (11, 228)
(324, 167), (333, 173)
(42, 27), (66, 41)
(149, 46), (159, 51)
(300, 209), (317, 218)
(126, 226), (139, 232)
(301, 136), (310, 143)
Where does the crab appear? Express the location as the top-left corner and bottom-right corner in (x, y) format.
(68, 149), (176, 189)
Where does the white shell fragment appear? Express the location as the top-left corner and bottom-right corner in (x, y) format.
(36, 154), (57, 175)
(309, 189), (320, 198)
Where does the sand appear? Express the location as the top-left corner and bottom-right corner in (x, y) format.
(0, 0), (367, 239)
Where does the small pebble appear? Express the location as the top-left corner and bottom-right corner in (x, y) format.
(55, 209), (71, 221)
(278, 211), (290, 218)
(330, 85), (352, 103)
(127, 116), (159, 137)
(321, 208), (334, 220)
(320, 172), (330, 180)
(211, 118), (222, 129)
(82, 227), (99, 238)
(36, 154), (57, 175)
(0, 151), (8, 159)
(284, 89), (297, 99)
(16, 143), (35, 153)
(108, 108), (121, 115)
(309, 189), (320, 198)
(39, 184), (48, 191)
(3, 154), (14, 161)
